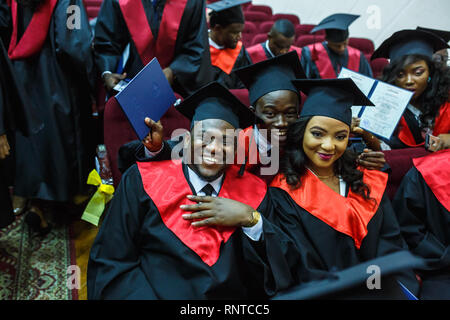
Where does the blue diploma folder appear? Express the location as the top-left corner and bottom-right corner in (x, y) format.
(115, 58), (176, 141)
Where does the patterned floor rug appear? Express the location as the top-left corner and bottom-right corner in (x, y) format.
(0, 214), (77, 300)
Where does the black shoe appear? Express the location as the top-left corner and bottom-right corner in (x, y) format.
(24, 211), (52, 236)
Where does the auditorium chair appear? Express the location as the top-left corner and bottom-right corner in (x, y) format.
(251, 33), (268, 46)
(382, 147), (431, 200)
(259, 21), (274, 34)
(348, 37), (375, 57)
(245, 4), (273, 16)
(295, 24), (324, 38)
(370, 58), (390, 79)
(272, 13), (300, 26)
(244, 11), (271, 28)
(295, 34), (325, 48)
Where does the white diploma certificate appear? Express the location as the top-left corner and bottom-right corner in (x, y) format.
(338, 68), (414, 140)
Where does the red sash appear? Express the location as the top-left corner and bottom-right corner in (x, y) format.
(398, 102), (450, 147)
(308, 42), (361, 79)
(119, 0), (187, 67)
(137, 160), (267, 267)
(290, 45), (302, 59)
(247, 43), (268, 64)
(8, 0), (58, 60)
(271, 168), (388, 249)
(210, 41), (243, 75)
(413, 149), (450, 212)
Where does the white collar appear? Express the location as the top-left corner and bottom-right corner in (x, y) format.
(209, 36), (224, 50)
(187, 166), (223, 196)
(407, 103), (422, 120)
(264, 40), (276, 58)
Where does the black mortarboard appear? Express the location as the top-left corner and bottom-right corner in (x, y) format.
(311, 13), (360, 42)
(207, 0), (250, 27)
(371, 29), (450, 62)
(416, 26), (450, 43)
(234, 51), (307, 106)
(272, 251), (426, 300)
(292, 78), (374, 127)
(176, 81), (260, 129)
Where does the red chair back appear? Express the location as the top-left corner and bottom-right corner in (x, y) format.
(260, 21), (274, 34)
(251, 33), (268, 46)
(370, 58), (390, 79)
(348, 37), (375, 56)
(295, 24), (325, 38)
(244, 11), (271, 28)
(246, 4), (273, 16)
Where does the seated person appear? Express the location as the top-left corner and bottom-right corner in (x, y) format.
(207, 0), (252, 89)
(371, 29), (450, 150)
(300, 13), (373, 79)
(87, 82), (320, 299)
(247, 19), (302, 64)
(270, 78), (421, 297)
(392, 149), (450, 299)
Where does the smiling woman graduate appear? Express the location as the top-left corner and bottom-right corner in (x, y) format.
(269, 78), (421, 297)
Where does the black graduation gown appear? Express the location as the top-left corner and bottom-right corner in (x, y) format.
(269, 171), (421, 297)
(93, 0), (212, 97)
(300, 42), (373, 79)
(211, 45), (252, 90)
(392, 166), (450, 299)
(0, 40), (42, 227)
(6, 0), (96, 203)
(87, 161), (318, 300)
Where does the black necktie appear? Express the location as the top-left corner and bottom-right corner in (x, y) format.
(200, 184), (215, 196)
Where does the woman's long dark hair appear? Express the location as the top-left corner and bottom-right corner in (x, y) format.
(380, 54), (450, 128)
(281, 116), (373, 202)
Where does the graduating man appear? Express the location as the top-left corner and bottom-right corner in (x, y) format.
(207, 0), (252, 89)
(2, 0), (96, 231)
(87, 82), (319, 299)
(300, 13), (373, 79)
(247, 19), (302, 64)
(392, 150), (450, 299)
(94, 0), (212, 97)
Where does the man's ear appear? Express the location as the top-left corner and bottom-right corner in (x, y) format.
(249, 105), (256, 112)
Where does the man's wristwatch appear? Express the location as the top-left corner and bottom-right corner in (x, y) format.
(245, 211), (261, 227)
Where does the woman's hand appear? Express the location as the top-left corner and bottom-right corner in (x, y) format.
(357, 148), (386, 171)
(142, 118), (164, 152)
(0, 134), (10, 160)
(180, 195), (255, 228)
(351, 117), (382, 151)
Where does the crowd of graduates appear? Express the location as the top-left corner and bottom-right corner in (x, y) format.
(0, 0), (449, 300)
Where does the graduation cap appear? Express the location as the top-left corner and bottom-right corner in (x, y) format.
(291, 78), (374, 127)
(176, 81), (260, 130)
(207, 0), (251, 27)
(371, 29), (450, 62)
(311, 13), (360, 42)
(234, 51), (307, 106)
(416, 26), (450, 44)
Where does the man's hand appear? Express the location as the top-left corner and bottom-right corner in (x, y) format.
(180, 195), (255, 228)
(357, 148), (386, 171)
(103, 72), (127, 91)
(0, 134), (10, 160)
(163, 67), (174, 85)
(142, 117), (164, 152)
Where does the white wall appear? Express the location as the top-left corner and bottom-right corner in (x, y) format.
(253, 0), (450, 48)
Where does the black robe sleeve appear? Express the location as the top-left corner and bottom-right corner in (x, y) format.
(359, 53), (373, 78)
(87, 165), (158, 299)
(93, 0), (130, 74)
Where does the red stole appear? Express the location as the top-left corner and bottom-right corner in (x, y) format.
(137, 160), (267, 267)
(271, 168), (388, 249)
(398, 101), (450, 147)
(413, 149), (450, 212)
(308, 42), (361, 79)
(118, 0), (187, 67)
(210, 41), (243, 75)
(8, 0), (58, 60)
